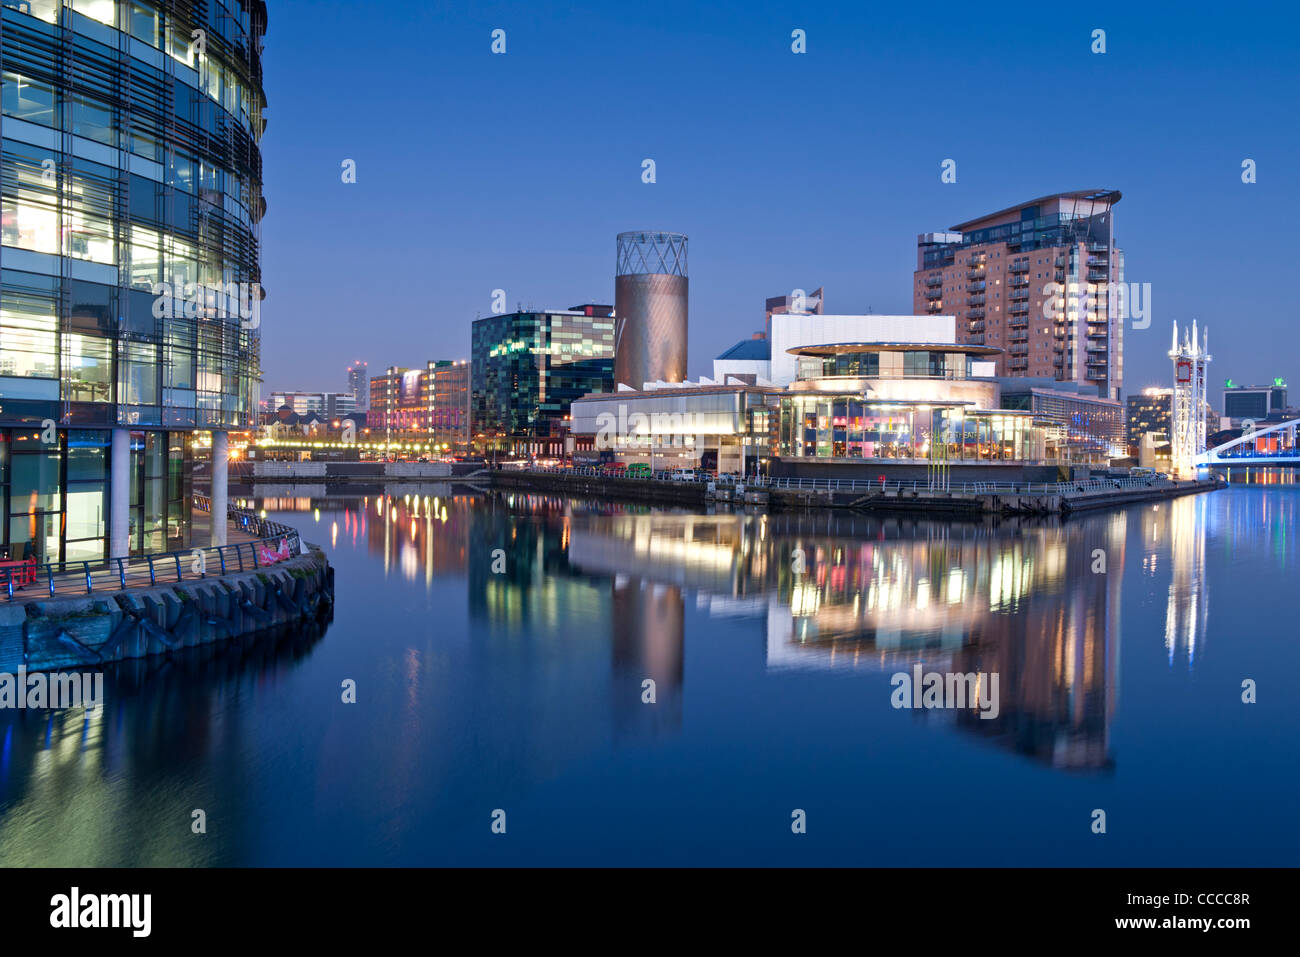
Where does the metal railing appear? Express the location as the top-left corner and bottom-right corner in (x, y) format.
(1, 496), (303, 602)
(501, 465), (1192, 497)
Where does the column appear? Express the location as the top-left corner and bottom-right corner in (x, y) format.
(211, 431), (228, 547)
(109, 427), (131, 559)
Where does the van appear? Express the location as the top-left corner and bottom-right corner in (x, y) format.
(671, 468), (697, 482)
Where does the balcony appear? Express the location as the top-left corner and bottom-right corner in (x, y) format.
(925, 288), (943, 300)
(969, 321), (985, 334)
(1008, 288), (1030, 302)
(925, 275), (944, 288)
(1008, 277), (1029, 288)
(966, 268), (985, 280)
(967, 280), (986, 292)
(926, 302), (944, 314)
(968, 308), (986, 319)
(1008, 303), (1030, 317)
(967, 295), (986, 307)
(1087, 269), (1108, 282)
(1009, 261), (1030, 274)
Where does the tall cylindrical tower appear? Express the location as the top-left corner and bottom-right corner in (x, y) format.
(615, 231), (688, 388)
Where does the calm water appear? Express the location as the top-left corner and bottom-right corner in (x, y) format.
(1, 477), (1297, 866)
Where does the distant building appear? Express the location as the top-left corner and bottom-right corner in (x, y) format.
(347, 361), (370, 410)
(764, 285), (824, 341)
(369, 368), (408, 433)
(1127, 388), (1173, 450)
(1223, 381), (1287, 422)
(914, 191), (1124, 399)
(368, 361), (471, 451)
(269, 391), (358, 419)
(472, 307), (616, 457)
(1126, 387), (1217, 455)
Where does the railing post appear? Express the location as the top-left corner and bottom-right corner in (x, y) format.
(47, 566), (55, 597)
(117, 558), (126, 589)
(147, 555), (156, 585)
(84, 562), (92, 594)
(175, 554), (183, 582)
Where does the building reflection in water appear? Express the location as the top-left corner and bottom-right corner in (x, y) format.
(247, 485), (1248, 773)
(0, 623), (327, 866)
(568, 507), (1125, 770)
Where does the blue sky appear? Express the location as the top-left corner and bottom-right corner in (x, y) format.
(259, 0), (1299, 400)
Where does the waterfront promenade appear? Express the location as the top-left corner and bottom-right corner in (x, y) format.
(0, 500), (334, 673)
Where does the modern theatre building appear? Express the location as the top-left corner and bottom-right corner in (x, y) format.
(0, 0), (266, 562)
(571, 322), (1057, 481)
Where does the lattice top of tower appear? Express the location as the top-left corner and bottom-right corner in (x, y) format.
(616, 231), (689, 278)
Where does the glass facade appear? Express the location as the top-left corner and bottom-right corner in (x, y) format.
(778, 397), (1041, 463)
(0, 424), (190, 562)
(471, 311), (615, 448)
(799, 349), (982, 381)
(0, 0), (266, 561)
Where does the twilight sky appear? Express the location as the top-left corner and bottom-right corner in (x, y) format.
(258, 0), (1299, 401)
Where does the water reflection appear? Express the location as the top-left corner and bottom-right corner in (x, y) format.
(294, 487), (1238, 772)
(3, 482), (1291, 864)
(0, 622), (327, 866)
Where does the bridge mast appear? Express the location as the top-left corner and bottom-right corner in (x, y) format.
(1169, 320), (1211, 477)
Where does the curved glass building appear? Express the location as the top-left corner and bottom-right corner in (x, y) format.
(0, 0), (266, 562)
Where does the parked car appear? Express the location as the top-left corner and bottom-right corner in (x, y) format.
(626, 463), (652, 478)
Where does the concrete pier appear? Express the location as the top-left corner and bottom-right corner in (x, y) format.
(488, 469), (1223, 515)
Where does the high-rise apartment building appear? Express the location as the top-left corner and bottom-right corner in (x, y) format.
(914, 191), (1123, 400)
(0, 0), (266, 561)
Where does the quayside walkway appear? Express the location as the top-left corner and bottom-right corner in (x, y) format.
(1, 497), (302, 603)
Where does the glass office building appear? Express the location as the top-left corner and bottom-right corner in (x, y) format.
(471, 307), (615, 456)
(1, 0), (266, 562)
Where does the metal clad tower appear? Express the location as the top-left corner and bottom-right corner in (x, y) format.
(615, 231), (688, 388)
